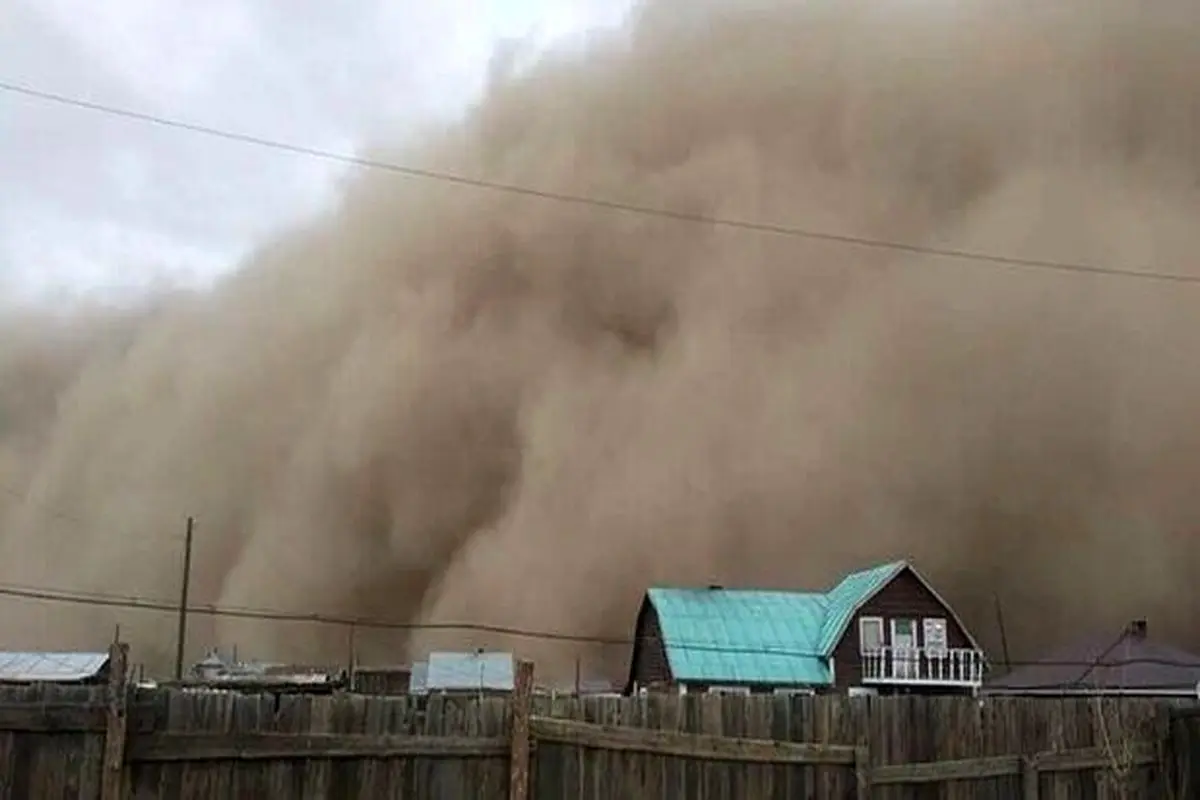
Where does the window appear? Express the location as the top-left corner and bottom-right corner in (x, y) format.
(859, 616), (885, 651)
(707, 685), (751, 696)
(773, 687), (815, 697)
(891, 618), (916, 647)
(891, 618), (918, 678)
(923, 618), (948, 653)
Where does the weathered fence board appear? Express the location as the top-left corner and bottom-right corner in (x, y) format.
(0, 658), (1193, 799)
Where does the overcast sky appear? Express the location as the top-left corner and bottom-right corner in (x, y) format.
(0, 0), (631, 304)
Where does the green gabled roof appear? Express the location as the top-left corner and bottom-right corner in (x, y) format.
(645, 560), (912, 687)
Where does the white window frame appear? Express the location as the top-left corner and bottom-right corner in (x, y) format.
(773, 687), (816, 697)
(890, 617), (917, 648)
(859, 616), (885, 651)
(890, 618), (918, 679)
(706, 685), (751, 696)
(922, 617), (948, 654)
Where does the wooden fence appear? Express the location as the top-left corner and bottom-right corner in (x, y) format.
(0, 642), (1190, 799)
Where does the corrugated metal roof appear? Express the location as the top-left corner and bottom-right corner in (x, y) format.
(648, 588), (831, 685)
(0, 652), (109, 682)
(646, 560), (912, 688)
(425, 652), (514, 692)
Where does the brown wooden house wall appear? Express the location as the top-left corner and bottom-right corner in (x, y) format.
(626, 601), (673, 693)
(829, 568), (975, 689)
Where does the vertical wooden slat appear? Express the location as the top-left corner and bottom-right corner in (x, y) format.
(100, 641), (129, 800)
(1021, 756), (1039, 800)
(854, 697), (871, 800)
(508, 660), (534, 800)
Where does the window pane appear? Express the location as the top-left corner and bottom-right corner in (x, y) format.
(860, 619), (883, 649)
(923, 618), (948, 651)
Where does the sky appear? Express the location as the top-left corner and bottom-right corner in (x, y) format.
(0, 0), (632, 303)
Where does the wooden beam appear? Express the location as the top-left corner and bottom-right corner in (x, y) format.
(870, 754), (1022, 784)
(0, 704), (107, 732)
(867, 744), (1161, 788)
(0, 703), (153, 733)
(127, 733), (509, 762)
(100, 641), (129, 800)
(508, 660), (534, 800)
(1034, 745), (1158, 773)
(529, 717), (857, 765)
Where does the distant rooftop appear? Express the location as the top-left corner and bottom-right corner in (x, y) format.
(422, 651), (515, 692)
(0, 652), (109, 683)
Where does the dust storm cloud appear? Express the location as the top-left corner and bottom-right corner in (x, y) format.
(2, 0), (1200, 679)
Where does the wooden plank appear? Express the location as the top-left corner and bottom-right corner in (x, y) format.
(508, 660), (534, 800)
(0, 703), (107, 732)
(0, 702), (154, 733)
(100, 641), (129, 800)
(1021, 756), (1039, 800)
(1033, 745), (1158, 773)
(529, 716), (857, 765)
(854, 745), (870, 800)
(853, 702), (870, 800)
(869, 754), (1023, 785)
(127, 732), (510, 762)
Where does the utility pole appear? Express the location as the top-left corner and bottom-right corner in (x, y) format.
(173, 516), (195, 681)
(346, 623), (357, 689)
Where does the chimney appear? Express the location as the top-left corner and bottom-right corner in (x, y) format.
(1128, 619), (1147, 640)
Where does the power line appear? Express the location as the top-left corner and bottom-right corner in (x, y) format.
(0, 578), (1195, 670)
(3, 79), (1198, 286)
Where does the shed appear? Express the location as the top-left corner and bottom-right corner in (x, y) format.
(985, 619), (1200, 697)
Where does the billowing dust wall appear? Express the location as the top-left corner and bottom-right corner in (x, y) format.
(2, 0), (1200, 680)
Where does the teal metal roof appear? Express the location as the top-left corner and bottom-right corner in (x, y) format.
(646, 560), (908, 687)
(816, 561), (907, 654)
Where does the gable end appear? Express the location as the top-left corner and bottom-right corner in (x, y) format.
(625, 594), (673, 693)
(823, 562), (985, 659)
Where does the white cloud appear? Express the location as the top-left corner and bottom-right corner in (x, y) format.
(0, 0), (632, 302)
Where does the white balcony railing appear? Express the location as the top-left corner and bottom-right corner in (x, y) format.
(861, 646), (985, 686)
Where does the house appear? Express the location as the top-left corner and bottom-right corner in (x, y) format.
(411, 651), (515, 696)
(625, 560), (987, 695)
(0, 652), (111, 685)
(984, 619), (1200, 697)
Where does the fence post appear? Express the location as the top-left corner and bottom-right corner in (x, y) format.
(1021, 756), (1039, 800)
(100, 640), (130, 800)
(508, 660), (534, 800)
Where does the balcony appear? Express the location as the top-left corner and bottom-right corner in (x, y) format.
(861, 646), (985, 687)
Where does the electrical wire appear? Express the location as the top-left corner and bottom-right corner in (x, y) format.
(0, 578), (1192, 671)
(3, 80), (1200, 286)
